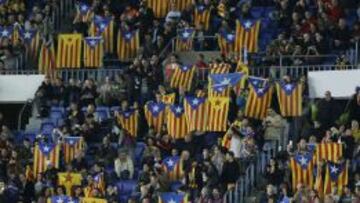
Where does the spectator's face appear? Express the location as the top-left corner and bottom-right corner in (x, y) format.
(339, 19), (346, 28)
(325, 91), (331, 101)
(351, 120), (359, 129)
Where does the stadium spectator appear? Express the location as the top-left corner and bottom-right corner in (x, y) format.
(114, 150), (134, 180)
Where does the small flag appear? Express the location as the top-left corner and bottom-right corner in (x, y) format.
(316, 143), (343, 163)
(235, 19), (261, 53)
(176, 28), (195, 51)
(146, 0), (169, 18)
(116, 108), (138, 138)
(290, 152), (315, 191)
(93, 17), (114, 53)
(144, 102), (166, 133)
(33, 142), (60, 178)
(162, 156), (184, 181)
(209, 62), (231, 74)
(167, 105), (190, 139)
(56, 34), (82, 68)
(162, 93), (176, 105)
(38, 41), (56, 76)
(276, 82), (303, 117)
(193, 4), (212, 31)
(83, 36), (103, 68)
(170, 65), (195, 91)
(63, 136), (84, 164)
(217, 30), (236, 55)
(324, 161), (348, 195)
(117, 29), (140, 61)
(58, 172), (82, 195)
(207, 97), (230, 132)
(184, 96), (208, 132)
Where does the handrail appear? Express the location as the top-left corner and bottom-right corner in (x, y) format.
(17, 99), (33, 130)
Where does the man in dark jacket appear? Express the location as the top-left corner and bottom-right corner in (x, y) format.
(221, 151), (240, 189)
(317, 91), (340, 129)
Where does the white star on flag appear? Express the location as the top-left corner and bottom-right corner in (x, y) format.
(257, 88), (264, 93)
(24, 32), (32, 39)
(125, 33), (132, 39)
(100, 23), (106, 29)
(167, 159), (174, 167)
(299, 156), (308, 166)
(175, 107), (182, 113)
(252, 80), (258, 85)
(285, 84), (293, 91)
(124, 112), (130, 117)
(68, 200), (75, 203)
(244, 21), (252, 29)
(192, 99), (199, 105)
(168, 199), (176, 203)
(152, 105), (159, 112)
(182, 30), (190, 38)
(43, 146), (50, 152)
(80, 5), (88, 12)
(89, 39), (97, 46)
(68, 140), (75, 145)
(1, 30), (9, 37)
(182, 66), (188, 71)
(330, 165), (339, 174)
(220, 77), (231, 86)
(227, 34), (234, 41)
(56, 198), (64, 203)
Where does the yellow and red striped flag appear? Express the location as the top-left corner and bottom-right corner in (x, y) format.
(162, 156), (184, 181)
(144, 102), (166, 133)
(184, 96), (208, 132)
(33, 142), (60, 177)
(56, 34), (82, 68)
(146, 0), (169, 18)
(170, 64), (195, 91)
(25, 165), (34, 181)
(81, 197), (107, 203)
(63, 136), (84, 164)
(207, 97), (229, 132)
(158, 192), (189, 203)
(276, 82), (303, 117)
(58, 172), (82, 195)
(316, 143), (343, 163)
(217, 31), (236, 55)
(116, 109), (139, 138)
(221, 120), (242, 150)
(176, 28), (195, 51)
(324, 161), (348, 195)
(244, 77), (273, 120)
(235, 19), (261, 53)
(117, 29), (140, 61)
(19, 28), (40, 63)
(162, 93), (176, 105)
(38, 41), (56, 76)
(0, 25), (18, 46)
(193, 4), (212, 31)
(83, 36), (103, 68)
(290, 152), (315, 191)
(75, 2), (93, 23)
(208, 72), (243, 98)
(90, 16), (115, 53)
(167, 104), (190, 140)
(93, 173), (105, 194)
(172, 0), (192, 11)
(209, 62), (231, 74)
(233, 62), (249, 96)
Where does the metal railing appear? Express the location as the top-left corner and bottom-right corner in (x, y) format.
(56, 68), (125, 82)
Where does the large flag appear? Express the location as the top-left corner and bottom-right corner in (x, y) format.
(193, 4), (212, 31)
(19, 28), (40, 62)
(244, 77), (273, 120)
(146, 0), (169, 18)
(81, 197), (107, 203)
(170, 64), (195, 91)
(56, 34), (82, 68)
(184, 96), (208, 132)
(208, 72), (243, 98)
(116, 109), (139, 138)
(276, 82), (303, 117)
(162, 156), (184, 181)
(63, 136), (84, 164)
(316, 143), (343, 163)
(162, 93), (176, 105)
(58, 172), (82, 195)
(176, 28), (195, 51)
(209, 62), (231, 74)
(91, 17), (115, 53)
(83, 36), (103, 68)
(48, 195), (78, 203)
(158, 192), (189, 203)
(167, 105), (190, 139)
(217, 30), (236, 55)
(33, 142), (60, 177)
(235, 19), (261, 53)
(117, 29), (140, 61)
(324, 161), (348, 195)
(144, 102), (166, 133)
(38, 41), (57, 76)
(290, 152), (315, 191)
(207, 97), (229, 132)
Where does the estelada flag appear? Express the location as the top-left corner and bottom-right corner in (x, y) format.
(207, 97), (230, 132)
(184, 96), (208, 132)
(170, 64), (195, 91)
(116, 108), (139, 138)
(244, 77), (273, 120)
(235, 19), (261, 53)
(167, 105), (190, 139)
(217, 30), (236, 55)
(162, 156), (184, 181)
(146, 0), (169, 18)
(56, 34), (82, 68)
(208, 72), (243, 98)
(58, 172), (82, 195)
(117, 29), (140, 61)
(209, 62), (231, 74)
(48, 195), (77, 203)
(63, 136), (84, 164)
(81, 197), (107, 203)
(162, 93), (176, 105)
(0, 25), (17, 46)
(33, 142), (60, 178)
(221, 120), (242, 150)
(144, 101), (166, 133)
(276, 82), (303, 117)
(38, 40), (57, 76)
(172, 0), (192, 11)
(193, 4), (212, 31)
(176, 28), (195, 51)
(233, 62), (249, 96)
(75, 2), (92, 23)
(93, 173), (105, 194)
(158, 192), (189, 203)
(290, 152), (315, 191)
(324, 161), (348, 195)
(92, 17), (115, 53)
(315, 143), (343, 163)
(83, 36), (103, 68)
(19, 28), (40, 62)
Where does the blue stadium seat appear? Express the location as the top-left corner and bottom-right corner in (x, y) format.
(110, 106), (120, 113)
(51, 106), (65, 114)
(170, 181), (183, 192)
(50, 110), (63, 120)
(23, 132), (37, 143)
(134, 142), (146, 167)
(251, 7), (263, 18)
(117, 180), (137, 202)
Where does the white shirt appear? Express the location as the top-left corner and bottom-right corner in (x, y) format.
(165, 10), (181, 23)
(230, 135), (241, 158)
